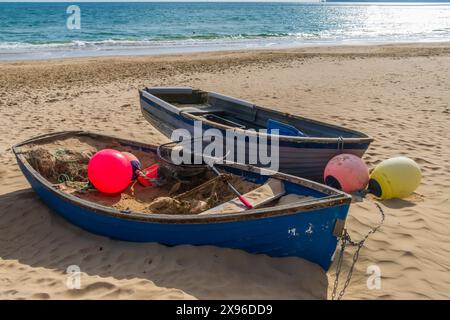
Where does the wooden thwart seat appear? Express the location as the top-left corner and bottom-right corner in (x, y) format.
(199, 178), (286, 215)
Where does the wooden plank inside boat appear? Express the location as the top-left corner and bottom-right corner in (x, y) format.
(199, 178), (286, 215)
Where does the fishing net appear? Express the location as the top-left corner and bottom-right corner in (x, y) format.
(23, 137), (259, 215)
(147, 174), (240, 215)
(143, 138), (262, 214)
(26, 147), (91, 184)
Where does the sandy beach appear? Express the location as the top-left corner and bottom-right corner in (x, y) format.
(1, 42), (449, 299)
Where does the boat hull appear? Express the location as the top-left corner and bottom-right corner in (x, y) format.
(140, 94), (369, 181)
(13, 131), (351, 270)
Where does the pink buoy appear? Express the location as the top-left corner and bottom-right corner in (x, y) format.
(122, 152), (138, 163)
(324, 153), (369, 193)
(122, 152), (141, 180)
(88, 149), (132, 194)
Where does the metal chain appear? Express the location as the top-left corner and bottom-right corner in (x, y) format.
(331, 202), (385, 300)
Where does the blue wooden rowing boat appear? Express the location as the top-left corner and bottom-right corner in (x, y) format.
(139, 87), (373, 182)
(13, 131), (351, 270)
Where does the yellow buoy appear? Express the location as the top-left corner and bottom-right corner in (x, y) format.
(368, 156), (421, 200)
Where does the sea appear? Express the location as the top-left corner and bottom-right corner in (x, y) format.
(1, 1), (450, 60)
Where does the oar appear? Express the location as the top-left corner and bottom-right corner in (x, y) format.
(207, 163), (253, 209)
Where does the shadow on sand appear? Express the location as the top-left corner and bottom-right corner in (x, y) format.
(380, 198), (417, 209)
(0, 188), (328, 299)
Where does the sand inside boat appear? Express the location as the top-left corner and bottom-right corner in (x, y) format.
(20, 135), (270, 215)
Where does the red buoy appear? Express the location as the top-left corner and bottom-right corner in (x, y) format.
(88, 149), (132, 194)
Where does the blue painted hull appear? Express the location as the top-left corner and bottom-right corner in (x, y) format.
(14, 132), (352, 270)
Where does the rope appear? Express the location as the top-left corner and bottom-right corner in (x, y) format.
(58, 174), (72, 183)
(331, 202), (385, 300)
(55, 148), (67, 157)
(81, 181), (93, 191)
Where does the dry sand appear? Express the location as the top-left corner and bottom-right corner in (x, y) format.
(0, 43), (449, 299)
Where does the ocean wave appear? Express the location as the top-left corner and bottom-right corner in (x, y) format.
(3, 28), (450, 53)
(1, 32), (450, 61)
(0, 34), (296, 50)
